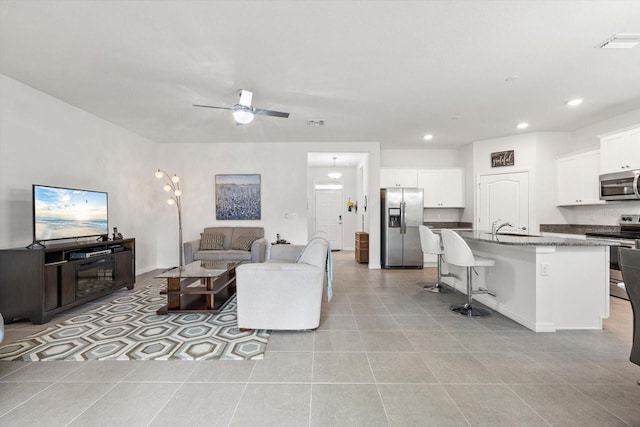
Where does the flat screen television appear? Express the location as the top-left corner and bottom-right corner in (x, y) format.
(32, 184), (108, 244)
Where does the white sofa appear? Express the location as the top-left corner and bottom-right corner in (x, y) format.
(236, 235), (329, 330)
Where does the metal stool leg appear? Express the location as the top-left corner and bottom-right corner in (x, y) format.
(449, 266), (492, 317)
(423, 254), (455, 293)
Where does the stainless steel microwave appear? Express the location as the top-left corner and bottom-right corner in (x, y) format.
(599, 169), (640, 200)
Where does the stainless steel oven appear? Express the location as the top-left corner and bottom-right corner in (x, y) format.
(586, 214), (640, 301)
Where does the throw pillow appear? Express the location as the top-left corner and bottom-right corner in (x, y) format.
(231, 234), (257, 251)
(200, 233), (225, 250)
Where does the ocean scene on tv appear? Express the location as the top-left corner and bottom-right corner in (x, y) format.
(34, 186), (108, 241)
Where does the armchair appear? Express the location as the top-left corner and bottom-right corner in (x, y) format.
(236, 235), (329, 330)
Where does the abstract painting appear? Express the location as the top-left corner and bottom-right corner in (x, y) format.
(215, 174), (261, 220)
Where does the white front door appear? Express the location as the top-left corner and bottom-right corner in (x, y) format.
(478, 172), (530, 233)
(315, 189), (343, 249)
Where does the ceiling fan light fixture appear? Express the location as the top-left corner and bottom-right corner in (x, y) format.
(232, 109), (254, 125)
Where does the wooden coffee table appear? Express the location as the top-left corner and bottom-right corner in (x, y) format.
(155, 260), (241, 315)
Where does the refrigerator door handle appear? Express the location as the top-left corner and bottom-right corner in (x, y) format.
(401, 201), (407, 234)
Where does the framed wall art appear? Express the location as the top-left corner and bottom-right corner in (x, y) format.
(491, 150), (515, 168)
(215, 174), (261, 220)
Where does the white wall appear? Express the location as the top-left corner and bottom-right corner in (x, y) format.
(153, 142), (380, 268)
(0, 75), (382, 270)
(0, 75), (159, 273)
(570, 108), (640, 154)
(381, 148), (461, 168)
(534, 133), (573, 226)
(472, 133), (540, 232)
(470, 132), (573, 232)
(460, 144), (474, 223)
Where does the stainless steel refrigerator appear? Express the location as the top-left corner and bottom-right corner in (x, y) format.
(381, 187), (424, 268)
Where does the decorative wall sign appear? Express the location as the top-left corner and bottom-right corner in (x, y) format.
(215, 174), (261, 220)
(491, 150), (515, 167)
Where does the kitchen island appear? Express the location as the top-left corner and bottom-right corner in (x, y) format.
(440, 231), (614, 332)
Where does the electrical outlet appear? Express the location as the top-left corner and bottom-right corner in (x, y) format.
(540, 263), (550, 276)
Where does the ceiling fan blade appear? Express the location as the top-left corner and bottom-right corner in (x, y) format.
(193, 104), (234, 110)
(238, 90), (253, 107)
(253, 108), (290, 118)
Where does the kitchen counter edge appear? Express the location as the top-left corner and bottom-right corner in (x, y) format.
(458, 230), (617, 246)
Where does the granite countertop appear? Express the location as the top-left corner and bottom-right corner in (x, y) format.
(539, 224), (619, 235)
(457, 230), (617, 246)
(424, 222), (472, 230)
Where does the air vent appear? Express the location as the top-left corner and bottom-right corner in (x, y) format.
(307, 120), (325, 127)
(598, 34), (640, 49)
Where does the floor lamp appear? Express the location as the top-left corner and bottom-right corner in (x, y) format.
(155, 169), (183, 267)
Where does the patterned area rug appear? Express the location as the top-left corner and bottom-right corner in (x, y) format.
(0, 283), (269, 361)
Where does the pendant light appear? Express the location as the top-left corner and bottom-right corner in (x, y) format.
(328, 157), (342, 179)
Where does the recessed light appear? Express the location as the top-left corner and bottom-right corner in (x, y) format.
(423, 134), (434, 141)
(598, 34), (640, 49)
(307, 120), (325, 126)
(567, 98), (583, 107)
(516, 122), (529, 130)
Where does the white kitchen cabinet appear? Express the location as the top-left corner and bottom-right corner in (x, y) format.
(600, 127), (640, 174)
(380, 169), (418, 187)
(556, 150), (605, 206)
(417, 169), (465, 207)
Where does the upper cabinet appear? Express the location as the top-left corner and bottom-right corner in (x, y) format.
(417, 169), (465, 208)
(600, 127), (640, 174)
(556, 150), (604, 206)
(380, 169), (418, 187)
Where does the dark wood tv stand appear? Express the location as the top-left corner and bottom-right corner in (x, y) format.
(0, 238), (135, 324)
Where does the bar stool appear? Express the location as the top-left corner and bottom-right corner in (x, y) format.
(418, 225), (454, 293)
(619, 247), (640, 386)
(440, 229), (495, 317)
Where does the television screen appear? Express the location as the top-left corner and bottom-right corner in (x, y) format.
(33, 184), (108, 242)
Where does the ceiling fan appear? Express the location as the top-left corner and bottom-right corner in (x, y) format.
(193, 89), (290, 125)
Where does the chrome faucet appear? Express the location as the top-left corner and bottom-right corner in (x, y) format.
(491, 219), (501, 235)
(493, 220), (513, 235)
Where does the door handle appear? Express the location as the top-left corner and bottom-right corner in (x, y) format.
(338, 215), (342, 225)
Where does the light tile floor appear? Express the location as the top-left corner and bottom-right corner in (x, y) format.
(1, 250), (639, 426)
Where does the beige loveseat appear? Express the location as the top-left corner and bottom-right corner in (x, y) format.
(236, 234), (330, 330)
(183, 227), (267, 264)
